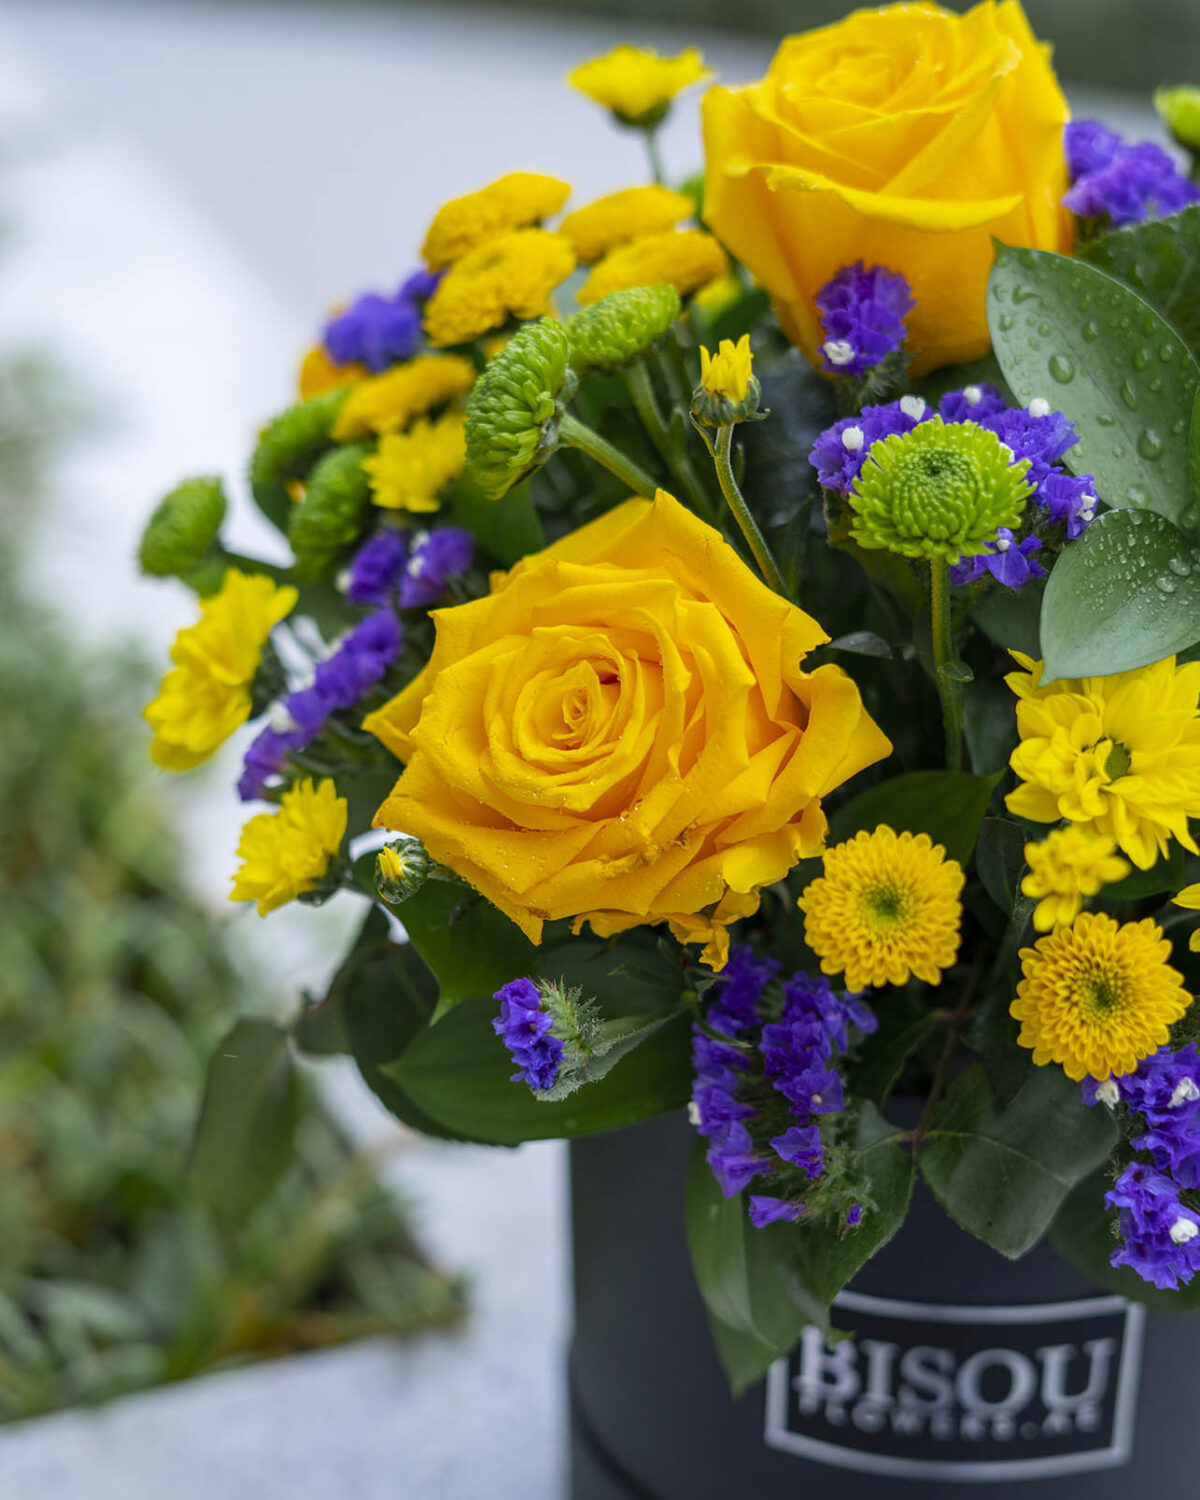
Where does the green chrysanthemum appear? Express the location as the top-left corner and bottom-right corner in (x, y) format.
(567, 284), (681, 375)
(464, 319), (577, 500)
(287, 441), (372, 581)
(850, 417), (1032, 561)
(138, 475), (226, 577)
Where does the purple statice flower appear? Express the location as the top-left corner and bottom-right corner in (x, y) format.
(749, 1195), (806, 1228)
(846, 1203), (863, 1228)
(345, 528), (409, 606)
(710, 945), (781, 1036)
(815, 262), (914, 378)
(809, 396), (929, 493)
(399, 527), (475, 609)
(1064, 120), (1124, 180)
(1063, 124), (1200, 226)
(1106, 1162), (1200, 1290)
(1086, 1045), (1200, 1189)
(950, 528), (1047, 591)
(937, 382), (1010, 424)
(769, 1123), (824, 1179)
(237, 721), (311, 802)
(1036, 469), (1098, 539)
(323, 268), (442, 373)
(492, 977), (564, 1091)
(708, 1121), (774, 1198)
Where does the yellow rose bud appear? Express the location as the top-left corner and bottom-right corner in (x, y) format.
(702, 0), (1072, 374)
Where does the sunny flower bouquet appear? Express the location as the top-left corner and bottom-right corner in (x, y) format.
(139, 0), (1200, 1394)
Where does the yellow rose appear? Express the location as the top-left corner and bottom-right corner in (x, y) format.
(702, 0), (1071, 373)
(365, 490), (890, 968)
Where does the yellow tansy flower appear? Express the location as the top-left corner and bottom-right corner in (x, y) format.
(1173, 884), (1200, 952)
(231, 778), (348, 917)
(362, 411), (466, 514)
(1021, 827), (1130, 933)
(568, 45), (711, 126)
(559, 184), (694, 264)
(1005, 652), (1200, 870)
(798, 825), (964, 990)
(297, 344), (366, 401)
(424, 229), (576, 347)
(577, 229), (727, 306)
(421, 172), (571, 272)
(1012, 912), (1191, 1081)
(700, 335), (753, 404)
(331, 354), (475, 441)
(144, 569), (297, 772)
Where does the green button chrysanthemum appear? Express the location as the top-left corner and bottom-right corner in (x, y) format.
(464, 318), (577, 501)
(567, 284), (681, 375)
(850, 417), (1032, 562)
(138, 475), (226, 577)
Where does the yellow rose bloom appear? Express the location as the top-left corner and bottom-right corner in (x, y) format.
(1005, 652), (1200, 870)
(362, 411), (466, 513)
(230, 777), (348, 917)
(297, 344), (366, 401)
(1021, 827), (1130, 932)
(421, 172), (571, 272)
(568, 45), (712, 126)
(331, 354), (475, 441)
(424, 229), (576, 347)
(577, 229), (727, 306)
(702, 0), (1072, 374)
(365, 490), (890, 968)
(144, 569), (298, 772)
(559, 185), (695, 264)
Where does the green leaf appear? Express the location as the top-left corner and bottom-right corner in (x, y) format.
(1039, 509), (1200, 681)
(988, 244), (1200, 525)
(397, 881), (539, 1023)
(1192, 384), (1200, 513)
(970, 575), (1045, 658)
(1104, 841), (1193, 901)
(1082, 205), (1200, 364)
(919, 1064), (1118, 1258)
(845, 994), (941, 1107)
(704, 1308), (788, 1398)
(446, 476), (545, 567)
(975, 817), (1028, 915)
(186, 1019), (304, 1222)
(830, 770), (996, 867)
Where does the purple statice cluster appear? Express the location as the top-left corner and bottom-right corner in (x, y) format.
(323, 268), (441, 374)
(344, 525), (474, 610)
(690, 949), (876, 1229)
(1063, 120), (1199, 227)
(238, 607), (401, 801)
(1084, 1045), (1200, 1289)
(493, 978), (565, 1091)
(815, 262), (914, 380)
(810, 383), (1098, 591)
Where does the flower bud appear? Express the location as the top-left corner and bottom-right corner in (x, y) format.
(249, 387), (350, 531)
(375, 837), (432, 904)
(567, 284), (681, 375)
(690, 335), (762, 427)
(138, 475), (226, 577)
(1156, 86), (1200, 153)
(464, 318), (577, 500)
(287, 441), (373, 581)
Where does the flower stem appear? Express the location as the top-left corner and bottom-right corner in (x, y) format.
(929, 556), (964, 770)
(712, 423), (788, 597)
(558, 411), (657, 497)
(643, 126), (666, 186)
(623, 362), (718, 523)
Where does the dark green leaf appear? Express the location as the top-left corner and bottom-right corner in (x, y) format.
(398, 881), (540, 1023)
(187, 1019), (304, 1222)
(845, 994), (941, 1107)
(962, 676), (1018, 776)
(704, 1308), (786, 1398)
(1039, 509), (1200, 681)
(1192, 385), (1200, 514)
(970, 575), (1044, 658)
(1105, 841), (1193, 901)
(447, 477), (545, 567)
(920, 1064), (1118, 1258)
(975, 818), (1028, 914)
(830, 770), (996, 867)
(988, 245), (1200, 524)
(1082, 205), (1200, 363)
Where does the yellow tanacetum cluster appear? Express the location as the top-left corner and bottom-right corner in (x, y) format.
(424, 229), (577, 347)
(421, 172), (570, 272)
(1174, 884), (1200, 951)
(297, 344), (367, 401)
(559, 185), (694, 264)
(578, 228), (728, 306)
(144, 569), (297, 771)
(1021, 827), (1130, 933)
(230, 778), (348, 917)
(1005, 652), (1200, 870)
(1012, 912), (1191, 1081)
(700, 335), (753, 404)
(362, 410), (466, 513)
(798, 825), (964, 990)
(331, 353), (475, 441)
(568, 45), (711, 126)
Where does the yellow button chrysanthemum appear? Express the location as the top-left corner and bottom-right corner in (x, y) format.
(1021, 827), (1130, 933)
(331, 354), (475, 441)
(144, 569), (298, 772)
(798, 825), (964, 990)
(230, 778), (348, 917)
(421, 172), (571, 272)
(700, 335), (753, 404)
(577, 228), (728, 306)
(1173, 884), (1200, 952)
(424, 229), (577, 347)
(362, 410), (466, 513)
(297, 343), (366, 401)
(1012, 912), (1191, 1081)
(568, 45), (711, 126)
(1005, 652), (1200, 870)
(559, 184), (695, 264)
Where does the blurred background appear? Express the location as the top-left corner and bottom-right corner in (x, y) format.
(0, 1), (1186, 1496)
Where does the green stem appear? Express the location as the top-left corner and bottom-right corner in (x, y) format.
(712, 424), (788, 598)
(623, 363), (718, 523)
(643, 126), (666, 186)
(558, 411), (657, 497)
(930, 556), (964, 770)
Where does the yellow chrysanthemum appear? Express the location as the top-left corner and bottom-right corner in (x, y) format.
(331, 354), (475, 441)
(577, 229), (728, 306)
(424, 229), (576, 347)
(1021, 827), (1130, 933)
(1173, 884), (1200, 952)
(798, 825), (964, 990)
(700, 335), (753, 404)
(231, 778), (348, 917)
(421, 172), (571, 273)
(1012, 912), (1191, 1081)
(362, 411), (466, 513)
(1005, 652), (1200, 870)
(559, 184), (694, 264)
(297, 344), (366, 401)
(144, 569), (297, 772)
(568, 45), (711, 126)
